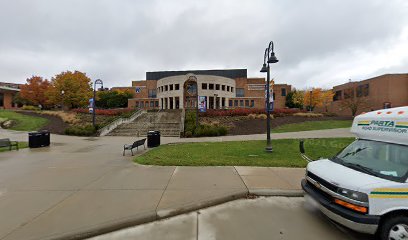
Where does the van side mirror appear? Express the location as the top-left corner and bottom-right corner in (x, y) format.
(299, 139), (305, 154)
(299, 139), (314, 163)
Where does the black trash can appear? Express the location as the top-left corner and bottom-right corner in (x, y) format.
(40, 130), (50, 147)
(147, 131), (160, 148)
(28, 132), (42, 148)
(28, 131), (50, 148)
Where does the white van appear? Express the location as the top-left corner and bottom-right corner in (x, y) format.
(301, 106), (408, 240)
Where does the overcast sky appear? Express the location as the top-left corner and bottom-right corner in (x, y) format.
(0, 0), (407, 89)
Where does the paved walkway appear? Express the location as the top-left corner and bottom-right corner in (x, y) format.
(0, 128), (354, 240)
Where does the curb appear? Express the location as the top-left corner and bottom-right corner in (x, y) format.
(156, 189), (248, 219)
(250, 189), (304, 197)
(45, 189), (302, 240)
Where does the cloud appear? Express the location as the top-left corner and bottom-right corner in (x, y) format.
(0, 0), (406, 89)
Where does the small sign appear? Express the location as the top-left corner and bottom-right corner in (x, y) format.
(135, 87), (141, 93)
(198, 96), (206, 112)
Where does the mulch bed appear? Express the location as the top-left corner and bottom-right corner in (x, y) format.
(227, 116), (353, 135)
(18, 111), (70, 134)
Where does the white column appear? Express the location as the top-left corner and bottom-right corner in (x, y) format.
(173, 97), (176, 110)
(225, 97), (229, 109)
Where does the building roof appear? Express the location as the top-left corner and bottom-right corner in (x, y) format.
(146, 69), (248, 80)
(0, 86), (20, 92)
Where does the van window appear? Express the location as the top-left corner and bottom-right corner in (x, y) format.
(333, 140), (408, 182)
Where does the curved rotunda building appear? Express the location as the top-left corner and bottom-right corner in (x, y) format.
(113, 69), (291, 110)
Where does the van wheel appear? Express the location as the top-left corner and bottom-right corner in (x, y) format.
(379, 216), (408, 240)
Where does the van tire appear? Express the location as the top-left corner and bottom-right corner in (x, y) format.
(379, 215), (408, 240)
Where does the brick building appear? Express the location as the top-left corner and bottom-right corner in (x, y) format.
(112, 69), (291, 110)
(323, 74), (408, 115)
(0, 82), (20, 109)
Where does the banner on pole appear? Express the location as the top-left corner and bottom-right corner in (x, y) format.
(198, 96), (206, 112)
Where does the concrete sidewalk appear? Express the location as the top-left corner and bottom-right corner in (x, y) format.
(0, 128), (351, 240)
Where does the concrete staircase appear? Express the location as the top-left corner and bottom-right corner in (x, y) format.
(107, 110), (182, 137)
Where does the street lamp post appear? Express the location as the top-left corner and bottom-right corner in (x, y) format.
(61, 90), (65, 111)
(260, 41), (279, 152)
(92, 79), (103, 128)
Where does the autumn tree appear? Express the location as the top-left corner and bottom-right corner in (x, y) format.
(303, 88), (323, 111)
(321, 90), (335, 112)
(46, 71), (93, 109)
(340, 95), (368, 116)
(285, 89), (304, 109)
(19, 76), (51, 107)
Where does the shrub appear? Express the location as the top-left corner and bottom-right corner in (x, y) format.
(193, 124), (227, 137)
(199, 108), (300, 117)
(293, 112), (324, 118)
(40, 111), (80, 124)
(322, 112), (338, 117)
(64, 125), (97, 136)
(21, 105), (40, 111)
(184, 110), (228, 137)
(72, 108), (134, 116)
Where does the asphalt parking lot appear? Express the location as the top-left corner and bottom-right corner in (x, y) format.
(89, 197), (372, 240)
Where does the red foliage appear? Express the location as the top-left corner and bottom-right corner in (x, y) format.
(199, 108), (300, 117)
(72, 108), (133, 116)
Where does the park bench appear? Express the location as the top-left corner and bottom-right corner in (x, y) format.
(123, 138), (146, 156)
(0, 138), (19, 151)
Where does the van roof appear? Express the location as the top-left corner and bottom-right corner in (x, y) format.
(351, 106), (408, 146)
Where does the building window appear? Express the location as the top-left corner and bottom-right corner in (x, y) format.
(239, 100), (244, 107)
(209, 84), (214, 90)
(135, 101), (139, 108)
(140, 101), (144, 108)
(165, 85), (168, 91)
(148, 89), (157, 98)
(234, 100), (238, 107)
(236, 88), (244, 97)
(229, 100), (233, 107)
(245, 100), (249, 107)
(250, 100), (254, 107)
(202, 83), (207, 90)
(216, 84), (220, 90)
(281, 88), (286, 96)
(150, 101), (154, 107)
(175, 84), (180, 90)
(169, 84), (173, 91)
(161, 86), (163, 92)
(231, 87), (234, 92)
(333, 90), (342, 101)
(227, 86), (230, 91)
(155, 101), (159, 107)
(222, 85), (225, 91)
(344, 88), (354, 99)
(357, 84), (369, 97)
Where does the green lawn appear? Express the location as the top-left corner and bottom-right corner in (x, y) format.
(0, 110), (49, 131)
(135, 138), (355, 167)
(0, 142), (28, 152)
(273, 120), (352, 133)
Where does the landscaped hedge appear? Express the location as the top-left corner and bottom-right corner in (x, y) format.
(72, 108), (134, 116)
(184, 111), (227, 137)
(64, 125), (97, 136)
(199, 108), (300, 117)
